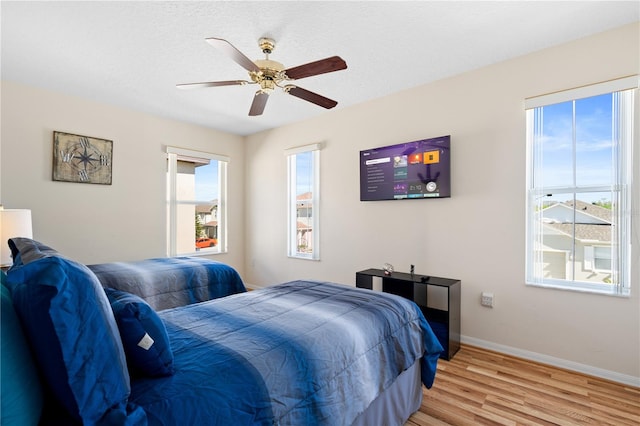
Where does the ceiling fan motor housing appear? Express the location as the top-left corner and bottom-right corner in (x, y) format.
(179, 36), (346, 115)
(253, 59), (285, 73)
(251, 59), (286, 92)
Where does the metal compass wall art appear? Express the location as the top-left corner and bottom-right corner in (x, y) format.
(52, 131), (113, 185)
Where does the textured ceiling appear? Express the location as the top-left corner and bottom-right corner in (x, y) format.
(2, 1), (638, 136)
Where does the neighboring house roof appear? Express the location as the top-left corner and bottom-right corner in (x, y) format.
(544, 223), (611, 243)
(563, 200), (612, 222)
(196, 205), (212, 214)
(204, 221), (218, 227)
(542, 200), (612, 243)
(297, 193), (312, 210)
(542, 201), (611, 225)
(196, 199), (219, 214)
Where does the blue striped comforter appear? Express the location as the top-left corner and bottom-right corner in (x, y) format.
(88, 257), (246, 311)
(129, 280), (443, 425)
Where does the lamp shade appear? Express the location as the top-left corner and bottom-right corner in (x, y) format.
(0, 209), (33, 267)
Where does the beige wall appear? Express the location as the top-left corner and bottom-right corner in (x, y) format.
(0, 82), (245, 272)
(1, 23), (638, 384)
(244, 23), (640, 382)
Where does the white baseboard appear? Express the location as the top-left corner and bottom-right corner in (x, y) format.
(461, 335), (640, 388)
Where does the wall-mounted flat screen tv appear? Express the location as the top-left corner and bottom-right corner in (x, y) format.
(360, 135), (451, 201)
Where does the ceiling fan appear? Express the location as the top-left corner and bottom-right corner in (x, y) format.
(177, 37), (347, 116)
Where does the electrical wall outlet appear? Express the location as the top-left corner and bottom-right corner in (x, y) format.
(481, 292), (494, 308)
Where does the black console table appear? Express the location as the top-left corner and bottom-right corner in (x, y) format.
(356, 268), (460, 360)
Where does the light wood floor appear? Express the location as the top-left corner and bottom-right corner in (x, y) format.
(406, 345), (640, 425)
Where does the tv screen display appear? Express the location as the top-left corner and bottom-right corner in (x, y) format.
(360, 135), (451, 201)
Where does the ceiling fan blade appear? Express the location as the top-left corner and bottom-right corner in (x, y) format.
(286, 86), (338, 109)
(249, 92), (269, 116)
(176, 80), (248, 89)
(285, 56), (347, 80)
(206, 37), (260, 73)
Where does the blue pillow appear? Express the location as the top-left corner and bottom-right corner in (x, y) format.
(5, 238), (146, 425)
(1, 275), (43, 426)
(105, 288), (175, 377)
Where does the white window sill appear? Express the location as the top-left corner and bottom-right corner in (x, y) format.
(175, 249), (227, 257)
(526, 281), (630, 298)
(287, 255), (320, 261)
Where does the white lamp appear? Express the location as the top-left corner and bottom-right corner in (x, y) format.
(0, 208), (33, 268)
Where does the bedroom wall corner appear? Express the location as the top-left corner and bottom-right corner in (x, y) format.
(0, 80), (247, 277)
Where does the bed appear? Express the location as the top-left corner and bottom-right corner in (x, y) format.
(130, 280), (442, 425)
(2, 238), (443, 426)
(87, 256), (247, 310)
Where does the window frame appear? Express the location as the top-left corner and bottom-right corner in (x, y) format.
(524, 76), (637, 296)
(286, 143), (321, 260)
(167, 146), (228, 257)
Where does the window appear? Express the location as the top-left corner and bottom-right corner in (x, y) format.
(167, 147), (228, 256)
(525, 76), (636, 295)
(584, 246), (612, 272)
(286, 143), (321, 259)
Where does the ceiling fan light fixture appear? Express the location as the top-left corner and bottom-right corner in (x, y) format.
(259, 79), (276, 93)
(179, 36), (347, 116)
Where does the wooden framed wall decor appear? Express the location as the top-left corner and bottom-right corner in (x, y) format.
(52, 131), (113, 185)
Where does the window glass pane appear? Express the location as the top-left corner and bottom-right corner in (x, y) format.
(295, 151), (313, 256)
(195, 161), (219, 201)
(175, 199), (197, 254)
(287, 148), (319, 259)
(296, 151), (313, 195)
(533, 193), (573, 282)
(575, 94), (613, 187)
(296, 198), (312, 254)
(194, 162), (219, 252)
(536, 101), (573, 188)
(176, 160), (219, 253)
(175, 160), (196, 202)
(169, 151), (224, 256)
(532, 190), (614, 286)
